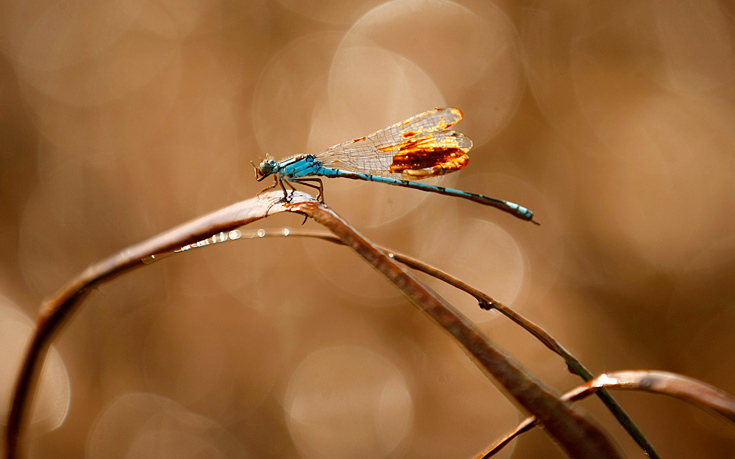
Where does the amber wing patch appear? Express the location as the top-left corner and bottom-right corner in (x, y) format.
(387, 133), (470, 179)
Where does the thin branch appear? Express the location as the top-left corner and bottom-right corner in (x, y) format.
(296, 202), (620, 458)
(5, 192), (309, 458)
(7, 193), (620, 458)
(237, 229), (656, 458)
(478, 371), (735, 458)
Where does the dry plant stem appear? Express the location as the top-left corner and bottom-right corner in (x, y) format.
(479, 370), (735, 458)
(300, 203), (621, 459)
(577, 371), (735, 423)
(273, 230), (658, 458)
(389, 256), (658, 458)
(8, 192), (619, 458)
(5, 192), (302, 459)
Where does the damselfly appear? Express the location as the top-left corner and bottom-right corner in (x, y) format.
(255, 108), (537, 224)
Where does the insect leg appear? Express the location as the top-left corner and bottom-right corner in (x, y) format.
(257, 175), (280, 198)
(282, 177), (304, 202)
(292, 178), (325, 201)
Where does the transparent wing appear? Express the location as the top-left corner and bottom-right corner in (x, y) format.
(315, 107), (473, 180)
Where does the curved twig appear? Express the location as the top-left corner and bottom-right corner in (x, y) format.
(227, 228), (656, 458)
(295, 202), (620, 458)
(478, 371), (735, 458)
(5, 192), (307, 458)
(6, 192), (620, 458)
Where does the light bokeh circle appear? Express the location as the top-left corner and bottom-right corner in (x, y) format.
(418, 216), (526, 323)
(328, 0), (523, 147)
(284, 346), (413, 459)
(87, 392), (248, 458)
(252, 32), (344, 159)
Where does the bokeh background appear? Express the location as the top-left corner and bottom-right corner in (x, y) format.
(1, 0), (735, 457)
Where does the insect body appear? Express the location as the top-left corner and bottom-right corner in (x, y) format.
(255, 108), (536, 223)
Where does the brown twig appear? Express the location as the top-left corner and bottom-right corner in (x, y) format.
(5, 192), (305, 458)
(244, 229), (657, 458)
(6, 192), (620, 458)
(296, 203), (620, 458)
(478, 371), (735, 457)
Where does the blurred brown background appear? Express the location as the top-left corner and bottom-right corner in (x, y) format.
(1, 0), (735, 457)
